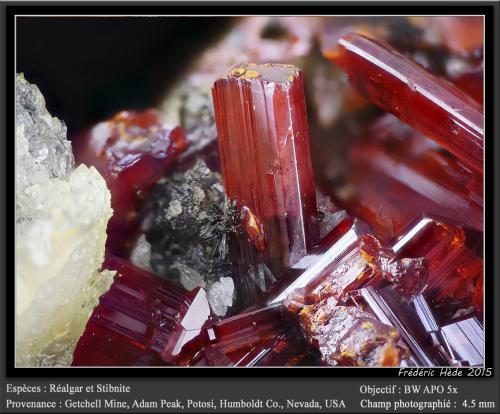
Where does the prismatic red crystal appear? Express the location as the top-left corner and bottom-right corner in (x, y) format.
(266, 215), (427, 307)
(75, 109), (188, 255)
(349, 287), (450, 366)
(213, 63), (319, 304)
(340, 114), (483, 237)
(329, 33), (484, 174)
(72, 254), (210, 366)
(186, 304), (310, 366)
(392, 215), (483, 318)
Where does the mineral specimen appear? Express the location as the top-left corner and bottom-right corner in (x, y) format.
(213, 63), (319, 306)
(130, 234), (153, 272)
(15, 74), (114, 366)
(74, 109), (188, 255)
(20, 17), (485, 369)
(72, 254), (211, 366)
(207, 277), (235, 317)
(440, 316), (484, 367)
(330, 32), (484, 174)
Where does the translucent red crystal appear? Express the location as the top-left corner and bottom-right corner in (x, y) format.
(74, 109), (188, 255)
(451, 65), (483, 108)
(72, 254), (210, 366)
(213, 63), (319, 305)
(349, 286), (483, 367)
(266, 215), (427, 307)
(187, 304), (309, 366)
(341, 114), (483, 236)
(392, 216), (483, 318)
(349, 286), (449, 366)
(330, 33), (484, 174)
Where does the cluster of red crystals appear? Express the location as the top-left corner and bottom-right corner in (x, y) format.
(74, 109), (188, 255)
(72, 254), (210, 366)
(329, 33), (484, 174)
(349, 286), (484, 367)
(213, 63), (319, 305)
(392, 216), (483, 317)
(299, 298), (407, 366)
(338, 114), (483, 238)
(185, 304), (309, 366)
(266, 215), (427, 308)
(70, 20), (484, 368)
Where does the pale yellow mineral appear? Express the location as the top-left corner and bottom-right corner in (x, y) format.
(15, 74), (114, 366)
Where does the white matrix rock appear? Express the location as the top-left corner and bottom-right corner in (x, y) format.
(15, 74), (114, 366)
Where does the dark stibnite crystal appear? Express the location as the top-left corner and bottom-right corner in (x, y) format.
(72, 254), (210, 366)
(74, 110), (188, 255)
(330, 33), (484, 174)
(213, 63), (319, 305)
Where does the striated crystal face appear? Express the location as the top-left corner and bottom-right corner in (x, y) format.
(348, 286), (448, 366)
(266, 215), (427, 307)
(392, 216), (483, 319)
(187, 304), (310, 366)
(330, 33), (484, 174)
(15, 74), (114, 367)
(72, 255), (211, 366)
(213, 63), (319, 306)
(344, 114), (483, 236)
(74, 109), (188, 255)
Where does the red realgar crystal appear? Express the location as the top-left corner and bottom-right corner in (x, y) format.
(392, 215), (483, 318)
(213, 63), (319, 302)
(75, 109), (188, 255)
(344, 114), (483, 236)
(187, 304), (309, 366)
(330, 33), (484, 174)
(72, 254), (210, 366)
(266, 215), (427, 307)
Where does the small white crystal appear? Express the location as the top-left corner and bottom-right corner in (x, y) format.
(130, 234), (153, 272)
(15, 74), (114, 367)
(166, 199), (183, 218)
(208, 277), (235, 317)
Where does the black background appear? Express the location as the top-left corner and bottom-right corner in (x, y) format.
(16, 16), (232, 134)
